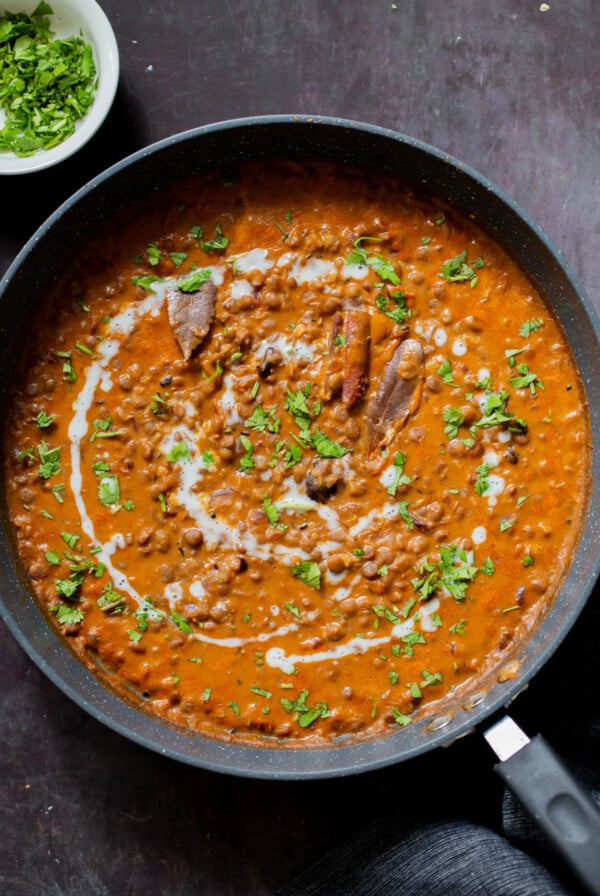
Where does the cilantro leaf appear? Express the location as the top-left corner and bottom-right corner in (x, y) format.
(166, 441), (191, 463)
(176, 269), (212, 293)
(51, 604), (84, 626)
(311, 429), (351, 459)
(439, 251), (483, 286)
(98, 474), (120, 507)
(292, 561), (321, 590)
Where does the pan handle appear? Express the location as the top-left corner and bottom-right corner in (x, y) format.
(485, 716), (600, 895)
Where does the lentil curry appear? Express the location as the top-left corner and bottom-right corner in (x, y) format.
(4, 161), (590, 746)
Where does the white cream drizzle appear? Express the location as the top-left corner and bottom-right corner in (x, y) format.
(471, 525), (487, 545)
(452, 338), (468, 357)
(341, 262), (369, 280)
(64, 266), (472, 672)
(231, 248), (273, 274)
(433, 327), (448, 347)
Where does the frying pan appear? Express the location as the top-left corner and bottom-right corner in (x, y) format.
(1, 117), (599, 888)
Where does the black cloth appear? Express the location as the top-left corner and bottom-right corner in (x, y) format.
(278, 593), (600, 896)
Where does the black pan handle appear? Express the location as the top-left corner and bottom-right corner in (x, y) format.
(489, 726), (600, 895)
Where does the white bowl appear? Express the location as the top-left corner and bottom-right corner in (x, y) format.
(0, 0), (119, 175)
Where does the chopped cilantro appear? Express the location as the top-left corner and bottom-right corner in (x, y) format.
(439, 250), (483, 286)
(171, 611), (192, 634)
(284, 602), (301, 619)
(373, 605), (401, 625)
(345, 243), (401, 285)
(35, 410), (56, 429)
(176, 269), (212, 293)
(442, 406), (465, 439)
(132, 274), (162, 291)
(55, 577), (80, 600)
(263, 495), (282, 528)
(386, 451), (412, 496)
(250, 686), (272, 699)
(412, 545), (479, 603)
(292, 561), (321, 590)
(375, 290), (411, 324)
(247, 405), (280, 434)
(51, 604), (84, 626)
(98, 474), (120, 507)
(392, 708), (412, 727)
(192, 223), (229, 253)
(312, 429), (350, 458)
(474, 462), (492, 496)
(0, 5), (97, 157)
(239, 434), (255, 473)
(437, 359), (454, 384)
(398, 501), (415, 529)
(509, 364), (544, 396)
(97, 583), (127, 615)
(169, 251), (188, 267)
(519, 318), (544, 337)
(166, 441), (191, 463)
(146, 242), (162, 266)
(38, 440), (60, 479)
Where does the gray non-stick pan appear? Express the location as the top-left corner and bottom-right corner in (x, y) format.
(1, 117), (599, 891)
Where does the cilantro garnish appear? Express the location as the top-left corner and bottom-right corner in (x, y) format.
(133, 598), (164, 632)
(38, 440), (60, 479)
(166, 441), (191, 463)
(311, 429), (350, 458)
(239, 434), (255, 473)
(411, 546), (479, 603)
(442, 406), (465, 439)
(345, 241), (401, 285)
(509, 364), (544, 396)
(176, 269), (212, 293)
(171, 611), (192, 634)
(475, 390), (527, 433)
(280, 689), (329, 727)
(392, 708), (412, 727)
(398, 501), (415, 529)
(519, 318), (544, 337)
(132, 274), (163, 291)
(291, 561), (321, 590)
(146, 242), (162, 266)
(263, 495), (282, 528)
(376, 290), (411, 324)
(0, 4), (97, 157)
(51, 604), (84, 626)
(474, 462), (492, 496)
(247, 405), (281, 434)
(386, 451), (411, 496)
(437, 359), (454, 384)
(97, 583), (127, 615)
(191, 223), (229, 253)
(35, 410), (56, 429)
(439, 251), (483, 287)
(97, 474), (120, 507)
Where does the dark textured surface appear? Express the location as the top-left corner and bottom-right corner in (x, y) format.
(1, 1), (599, 894)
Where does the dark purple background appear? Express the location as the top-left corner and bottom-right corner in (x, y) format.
(1, 2), (599, 893)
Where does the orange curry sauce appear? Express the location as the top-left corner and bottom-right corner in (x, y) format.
(4, 161), (590, 745)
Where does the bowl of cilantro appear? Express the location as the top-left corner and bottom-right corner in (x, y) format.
(0, 0), (119, 174)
